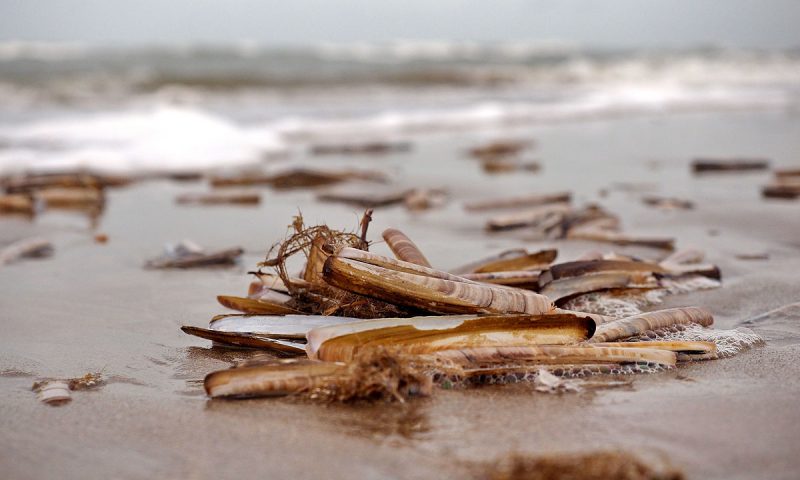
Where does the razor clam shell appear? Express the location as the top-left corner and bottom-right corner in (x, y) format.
(452, 249), (557, 274)
(463, 192), (571, 212)
(307, 313), (595, 362)
(205, 360), (347, 398)
(538, 260), (666, 286)
(540, 271), (659, 303)
(209, 314), (357, 339)
(486, 203), (573, 231)
(589, 307), (714, 343)
(250, 272), (291, 294)
(429, 344), (677, 367)
(217, 295), (302, 315)
(181, 326), (307, 354)
(381, 228), (432, 267)
(566, 228), (675, 250)
(323, 255), (554, 315)
(337, 247), (473, 283)
(660, 249), (705, 265)
(460, 270), (540, 288)
(587, 341), (717, 355)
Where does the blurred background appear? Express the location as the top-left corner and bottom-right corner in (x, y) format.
(0, 0), (798, 174)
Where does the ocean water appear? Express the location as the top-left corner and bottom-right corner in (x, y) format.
(0, 41), (798, 174)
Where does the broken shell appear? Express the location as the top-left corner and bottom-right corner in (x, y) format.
(217, 295), (302, 315)
(307, 313), (595, 362)
(589, 307), (714, 343)
(323, 255), (554, 315)
(35, 381), (72, 405)
(180, 326), (307, 354)
(381, 228), (432, 267)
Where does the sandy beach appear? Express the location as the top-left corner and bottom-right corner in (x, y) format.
(1, 110), (799, 479)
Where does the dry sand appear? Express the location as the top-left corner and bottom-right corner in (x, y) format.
(1, 112), (799, 479)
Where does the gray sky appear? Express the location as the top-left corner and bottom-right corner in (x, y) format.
(1, 0), (799, 49)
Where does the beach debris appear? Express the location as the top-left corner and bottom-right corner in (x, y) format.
(533, 369), (581, 393)
(32, 372), (104, 406)
(318, 187), (447, 211)
(180, 213), (759, 402)
(33, 381), (71, 405)
(468, 140), (531, 160)
(734, 252), (769, 260)
(311, 141), (411, 156)
(176, 192), (261, 205)
(403, 188), (448, 211)
(480, 158), (541, 174)
(642, 196), (694, 211)
(318, 188), (411, 208)
(463, 191), (571, 212)
(481, 450), (684, 480)
(210, 167), (387, 189)
(691, 158), (770, 173)
(762, 184), (800, 199)
(0, 193), (36, 215)
(145, 240), (243, 269)
(451, 248), (557, 274)
(32, 187), (104, 209)
(0, 237), (53, 266)
(1, 172), (130, 193)
(761, 169), (800, 199)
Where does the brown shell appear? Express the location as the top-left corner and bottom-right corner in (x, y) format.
(180, 326), (306, 354)
(430, 344), (677, 368)
(204, 360), (347, 398)
(308, 313), (596, 362)
(323, 255), (554, 315)
(381, 228), (432, 267)
(589, 307), (714, 343)
(217, 295), (301, 315)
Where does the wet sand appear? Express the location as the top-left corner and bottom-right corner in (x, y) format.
(1, 111), (800, 479)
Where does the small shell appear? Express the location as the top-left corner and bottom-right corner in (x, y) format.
(381, 228), (432, 267)
(36, 381), (72, 405)
(217, 296), (301, 315)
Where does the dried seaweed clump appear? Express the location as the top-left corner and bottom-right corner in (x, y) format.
(482, 451), (684, 480)
(259, 211), (408, 318)
(311, 347), (433, 403)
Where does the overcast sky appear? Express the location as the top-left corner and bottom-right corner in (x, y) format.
(1, 0), (799, 49)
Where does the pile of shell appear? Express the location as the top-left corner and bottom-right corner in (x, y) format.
(182, 212), (759, 401)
